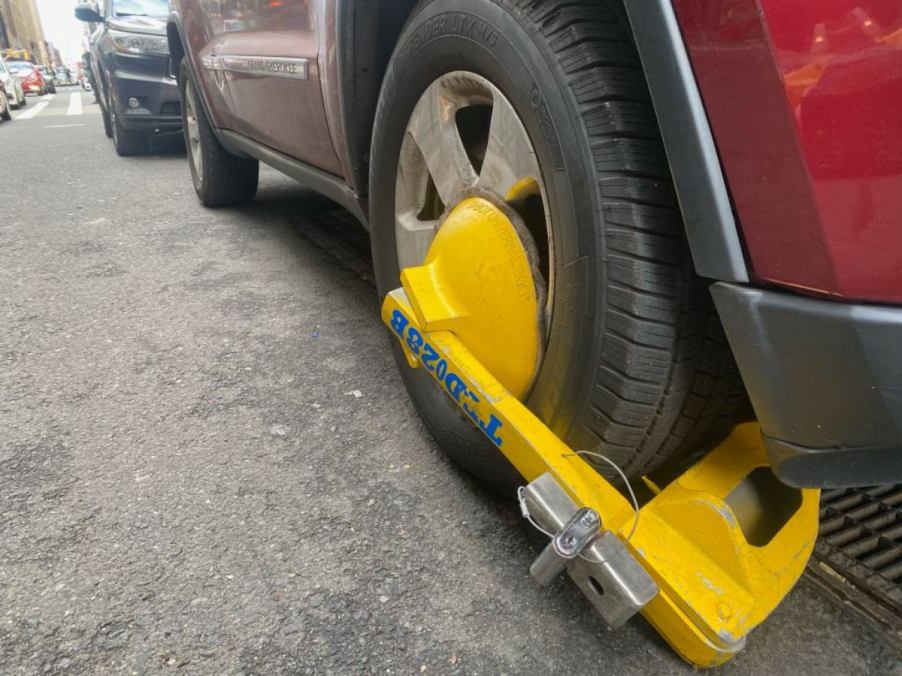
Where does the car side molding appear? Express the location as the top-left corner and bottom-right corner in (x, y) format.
(203, 55), (310, 81)
(623, 0), (748, 283)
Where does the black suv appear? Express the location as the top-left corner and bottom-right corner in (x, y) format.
(75, 0), (181, 156)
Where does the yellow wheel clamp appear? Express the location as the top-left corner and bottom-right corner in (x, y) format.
(382, 196), (820, 667)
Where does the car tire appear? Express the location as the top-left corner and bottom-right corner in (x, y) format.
(178, 60), (259, 208)
(101, 104), (113, 138)
(0, 92), (11, 121)
(369, 0), (747, 492)
(111, 111), (146, 156)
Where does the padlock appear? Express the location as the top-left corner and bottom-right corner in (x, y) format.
(530, 507), (601, 586)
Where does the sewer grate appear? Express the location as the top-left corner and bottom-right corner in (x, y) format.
(807, 484), (902, 645)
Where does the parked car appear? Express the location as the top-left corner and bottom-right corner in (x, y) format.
(0, 59), (26, 109)
(166, 0), (902, 490)
(75, 0), (181, 156)
(0, 82), (12, 121)
(78, 54), (96, 97)
(36, 66), (57, 93)
(4, 60), (49, 96)
(55, 67), (75, 87)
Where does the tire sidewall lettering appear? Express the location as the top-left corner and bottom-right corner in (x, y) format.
(372, 0), (600, 476)
(392, 10), (563, 172)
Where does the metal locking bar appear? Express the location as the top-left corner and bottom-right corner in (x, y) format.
(522, 473), (658, 629)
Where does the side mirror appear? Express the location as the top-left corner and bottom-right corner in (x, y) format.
(74, 3), (104, 23)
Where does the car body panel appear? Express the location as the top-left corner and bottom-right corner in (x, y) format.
(173, 0), (343, 177)
(673, 0), (902, 304)
(0, 60), (25, 106)
(37, 66), (57, 89)
(6, 60), (46, 95)
(55, 68), (75, 86)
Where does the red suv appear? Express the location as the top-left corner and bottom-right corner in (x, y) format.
(166, 0), (902, 489)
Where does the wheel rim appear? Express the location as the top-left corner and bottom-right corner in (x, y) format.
(184, 79), (203, 178)
(395, 71), (553, 329)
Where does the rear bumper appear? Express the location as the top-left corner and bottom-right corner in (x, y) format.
(712, 283), (902, 488)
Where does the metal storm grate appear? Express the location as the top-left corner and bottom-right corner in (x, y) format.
(807, 485), (902, 644)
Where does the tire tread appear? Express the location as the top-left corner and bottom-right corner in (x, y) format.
(506, 0), (747, 478)
(179, 60), (259, 208)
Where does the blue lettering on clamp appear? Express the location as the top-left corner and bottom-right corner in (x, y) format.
(389, 309), (505, 447)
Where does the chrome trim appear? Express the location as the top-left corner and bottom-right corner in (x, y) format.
(200, 55), (222, 71)
(204, 55), (308, 81)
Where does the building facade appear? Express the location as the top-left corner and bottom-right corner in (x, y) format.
(0, 0), (50, 65)
(48, 41), (62, 66)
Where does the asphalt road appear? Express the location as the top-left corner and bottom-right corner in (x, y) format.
(1, 90), (899, 675)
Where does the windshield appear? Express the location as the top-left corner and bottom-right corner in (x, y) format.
(113, 0), (169, 17)
(5, 61), (34, 74)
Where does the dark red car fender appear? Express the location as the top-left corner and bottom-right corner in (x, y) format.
(673, 0), (902, 304)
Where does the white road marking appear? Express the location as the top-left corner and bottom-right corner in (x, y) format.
(45, 123), (85, 128)
(16, 99), (50, 120)
(66, 92), (82, 116)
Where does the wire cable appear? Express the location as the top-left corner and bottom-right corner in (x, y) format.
(564, 450), (641, 542)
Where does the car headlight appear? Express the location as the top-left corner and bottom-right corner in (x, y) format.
(109, 29), (169, 56)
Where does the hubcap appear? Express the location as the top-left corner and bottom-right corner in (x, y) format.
(184, 80), (203, 178)
(395, 72), (553, 327)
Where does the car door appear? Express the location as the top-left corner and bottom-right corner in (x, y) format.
(203, 0), (342, 176)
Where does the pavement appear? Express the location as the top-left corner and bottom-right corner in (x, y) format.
(1, 90), (900, 675)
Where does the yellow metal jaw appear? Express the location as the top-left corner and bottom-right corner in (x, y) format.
(382, 196), (820, 667)
(397, 194), (546, 400)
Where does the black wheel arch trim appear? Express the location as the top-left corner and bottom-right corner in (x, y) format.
(166, 12), (232, 154)
(623, 0), (749, 283)
(335, 0), (419, 212)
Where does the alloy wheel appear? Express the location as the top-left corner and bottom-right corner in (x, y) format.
(394, 71), (553, 327)
(184, 78), (203, 179)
